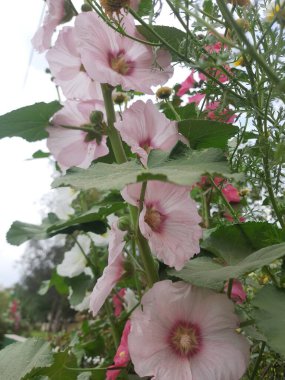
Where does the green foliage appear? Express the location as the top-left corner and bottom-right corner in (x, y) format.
(178, 119), (239, 150)
(52, 148), (234, 192)
(137, 0), (152, 16)
(0, 102), (61, 142)
(169, 243), (285, 289)
(38, 271), (69, 296)
(136, 25), (186, 61)
(0, 338), (53, 380)
(6, 203), (124, 246)
(32, 150), (51, 159)
(253, 285), (285, 356)
(68, 274), (92, 306)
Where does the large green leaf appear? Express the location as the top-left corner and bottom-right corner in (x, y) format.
(6, 204), (123, 246)
(169, 243), (285, 290)
(137, 25), (186, 61)
(0, 101), (61, 141)
(253, 285), (285, 356)
(202, 222), (285, 265)
(0, 338), (53, 380)
(52, 149), (233, 192)
(178, 119), (239, 150)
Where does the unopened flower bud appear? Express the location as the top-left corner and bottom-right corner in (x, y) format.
(235, 18), (250, 30)
(117, 216), (131, 231)
(81, 3), (93, 12)
(90, 110), (104, 124)
(156, 86), (172, 99)
(100, 0), (130, 17)
(113, 92), (129, 105)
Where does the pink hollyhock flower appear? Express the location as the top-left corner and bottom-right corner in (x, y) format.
(204, 41), (223, 54)
(74, 12), (173, 94)
(115, 100), (182, 166)
(224, 280), (247, 304)
(207, 64), (232, 84)
(198, 71), (207, 81)
(224, 213), (246, 223)
(206, 101), (237, 124)
(47, 100), (109, 171)
(214, 177), (240, 203)
(90, 221), (126, 316)
(129, 280), (250, 380)
(107, 320), (131, 380)
(177, 71), (195, 97)
(46, 27), (102, 101)
(112, 288), (126, 317)
(31, 0), (65, 53)
(188, 93), (205, 105)
(121, 181), (202, 270)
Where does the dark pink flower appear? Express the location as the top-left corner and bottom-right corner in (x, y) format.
(224, 280), (247, 304)
(188, 93), (205, 105)
(107, 320), (131, 380)
(177, 71), (195, 96)
(204, 41), (223, 54)
(128, 280), (250, 380)
(214, 177), (240, 203)
(74, 12), (173, 94)
(46, 27), (102, 101)
(121, 181), (202, 270)
(47, 100), (109, 171)
(112, 288), (126, 317)
(115, 100), (182, 166)
(31, 0), (65, 53)
(224, 213), (246, 223)
(206, 101), (237, 124)
(90, 221), (126, 316)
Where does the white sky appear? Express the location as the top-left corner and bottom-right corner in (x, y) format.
(0, 0), (188, 288)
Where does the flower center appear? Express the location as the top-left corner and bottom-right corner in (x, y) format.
(168, 321), (201, 359)
(139, 138), (152, 153)
(144, 206), (164, 232)
(109, 51), (134, 75)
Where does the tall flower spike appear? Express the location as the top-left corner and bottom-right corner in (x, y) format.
(128, 280), (250, 380)
(32, 0), (65, 53)
(115, 100), (182, 166)
(46, 27), (102, 101)
(121, 181), (202, 270)
(47, 100), (109, 171)
(90, 220), (127, 316)
(74, 12), (173, 94)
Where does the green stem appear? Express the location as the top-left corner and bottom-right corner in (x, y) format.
(100, 83), (127, 164)
(136, 231), (158, 287)
(250, 342), (266, 380)
(227, 278), (234, 299)
(105, 303), (120, 348)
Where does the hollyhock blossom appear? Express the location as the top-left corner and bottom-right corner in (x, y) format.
(224, 280), (247, 304)
(115, 100), (182, 166)
(113, 288), (126, 317)
(129, 280), (250, 380)
(47, 100), (109, 171)
(224, 213), (246, 223)
(90, 221), (127, 316)
(206, 101), (237, 124)
(31, 0), (65, 53)
(107, 321), (131, 380)
(46, 27), (102, 100)
(177, 71), (195, 96)
(214, 177), (241, 203)
(57, 234), (92, 278)
(121, 181), (202, 270)
(74, 12), (173, 94)
(188, 93), (206, 105)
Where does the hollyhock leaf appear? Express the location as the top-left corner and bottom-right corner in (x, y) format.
(53, 148), (233, 192)
(137, 25), (186, 61)
(169, 243), (285, 289)
(253, 285), (285, 355)
(137, 0), (152, 16)
(161, 103), (197, 121)
(6, 205), (124, 245)
(0, 101), (62, 141)
(178, 119), (239, 150)
(68, 273), (92, 306)
(0, 338), (53, 380)
(31, 150), (50, 159)
(38, 271), (69, 296)
(202, 222), (285, 265)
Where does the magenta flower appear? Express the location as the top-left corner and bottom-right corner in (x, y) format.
(115, 100), (182, 166)
(90, 221), (126, 316)
(121, 181), (202, 270)
(112, 288), (126, 317)
(46, 27), (102, 101)
(74, 12), (173, 94)
(206, 101), (237, 124)
(177, 71), (196, 96)
(129, 280), (250, 380)
(224, 280), (247, 304)
(214, 177), (241, 203)
(47, 100), (109, 171)
(224, 213), (246, 223)
(107, 320), (131, 380)
(188, 93), (206, 105)
(31, 0), (65, 53)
